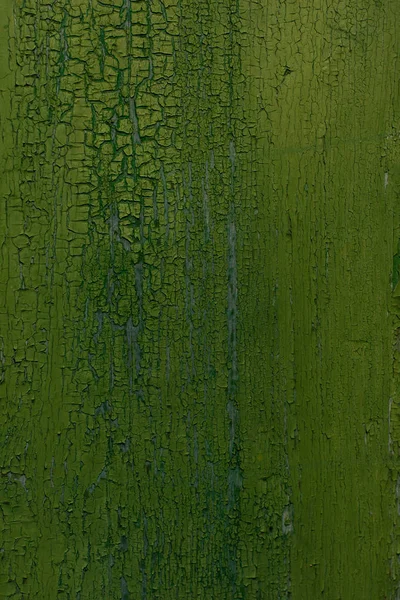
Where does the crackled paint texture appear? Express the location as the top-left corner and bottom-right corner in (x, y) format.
(0, 0), (400, 598)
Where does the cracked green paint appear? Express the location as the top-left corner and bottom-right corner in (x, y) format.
(0, 0), (399, 598)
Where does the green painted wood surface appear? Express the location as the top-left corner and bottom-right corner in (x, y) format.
(0, 0), (399, 598)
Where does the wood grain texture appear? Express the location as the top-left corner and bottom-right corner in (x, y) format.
(0, 0), (399, 598)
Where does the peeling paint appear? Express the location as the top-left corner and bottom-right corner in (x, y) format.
(0, 0), (399, 598)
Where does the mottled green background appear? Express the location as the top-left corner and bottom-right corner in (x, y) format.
(0, 0), (399, 598)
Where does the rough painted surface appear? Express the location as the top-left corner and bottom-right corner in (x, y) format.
(0, 0), (399, 598)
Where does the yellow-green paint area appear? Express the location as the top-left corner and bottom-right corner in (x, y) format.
(0, 0), (399, 598)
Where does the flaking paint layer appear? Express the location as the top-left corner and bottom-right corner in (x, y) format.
(0, 0), (399, 598)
